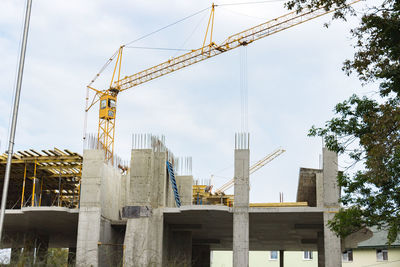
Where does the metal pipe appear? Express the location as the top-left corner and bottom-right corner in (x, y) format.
(0, 0), (33, 242)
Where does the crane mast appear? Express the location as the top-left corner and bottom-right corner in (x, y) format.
(86, 1), (360, 161)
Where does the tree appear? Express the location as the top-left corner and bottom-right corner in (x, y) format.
(285, 0), (400, 243)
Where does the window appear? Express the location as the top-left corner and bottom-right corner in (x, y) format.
(303, 251), (313, 260)
(342, 249), (353, 262)
(108, 99), (116, 108)
(269, 251), (278, 260)
(100, 99), (107, 109)
(376, 249), (388, 261)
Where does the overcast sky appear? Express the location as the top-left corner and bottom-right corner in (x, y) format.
(0, 0), (375, 203)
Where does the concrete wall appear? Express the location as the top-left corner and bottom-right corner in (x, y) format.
(123, 149), (166, 267)
(176, 175), (193, 206)
(76, 150), (124, 267)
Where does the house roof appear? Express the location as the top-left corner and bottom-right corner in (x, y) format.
(358, 227), (400, 248)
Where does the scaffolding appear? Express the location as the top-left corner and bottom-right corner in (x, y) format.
(0, 148), (82, 209)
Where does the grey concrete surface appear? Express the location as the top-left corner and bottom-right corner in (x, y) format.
(123, 149), (164, 267)
(322, 148), (341, 267)
(2, 207), (78, 248)
(77, 149), (124, 267)
(233, 149), (250, 267)
(164, 206), (325, 251)
(176, 175), (193, 206)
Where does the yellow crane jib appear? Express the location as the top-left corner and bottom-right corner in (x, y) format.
(86, 1), (360, 162)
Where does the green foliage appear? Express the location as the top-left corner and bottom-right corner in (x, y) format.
(327, 207), (364, 238)
(46, 248), (68, 266)
(287, 0), (400, 244)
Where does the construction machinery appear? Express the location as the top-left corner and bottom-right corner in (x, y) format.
(191, 147), (285, 206)
(214, 147), (285, 194)
(85, 1), (360, 162)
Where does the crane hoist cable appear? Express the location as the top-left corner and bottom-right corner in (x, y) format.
(85, 0), (361, 162)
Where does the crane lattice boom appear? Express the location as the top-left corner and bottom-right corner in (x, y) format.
(214, 148), (285, 194)
(87, 1), (360, 161)
(115, 3), (351, 91)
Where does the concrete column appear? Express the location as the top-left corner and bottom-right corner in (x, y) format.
(123, 149), (164, 267)
(76, 150), (104, 267)
(322, 148), (341, 267)
(233, 147), (250, 267)
(192, 245), (210, 267)
(124, 217), (151, 266)
(124, 149), (153, 266)
(317, 231), (325, 267)
(315, 172), (324, 208)
(176, 175), (193, 206)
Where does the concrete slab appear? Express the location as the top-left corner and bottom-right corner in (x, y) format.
(163, 206), (324, 251)
(3, 207), (78, 248)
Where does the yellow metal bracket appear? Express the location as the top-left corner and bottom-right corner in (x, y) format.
(110, 46), (124, 91)
(201, 3), (216, 53)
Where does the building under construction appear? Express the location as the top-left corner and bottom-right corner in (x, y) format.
(0, 1), (372, 266)
(0, 133), (372, 267)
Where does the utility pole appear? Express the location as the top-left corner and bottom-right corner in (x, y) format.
(0, 0), (33, 242)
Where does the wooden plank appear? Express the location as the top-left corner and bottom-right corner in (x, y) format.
(30, 149), (42, 156)
(48, 150), (60, 156)
(23, 151), (36, 157)
(41, 150), (52, 156)
(54, 148), (66, 156)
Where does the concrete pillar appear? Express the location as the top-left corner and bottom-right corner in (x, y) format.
(123, 149), (165, 267)
(192, 245), (210, 267)
(279, 250), (284, 267)
(176, 175), (193, 206)
(233, 142), (250, 267)
(317, 231), (325, 267)
(76, 150), (104, 267)
(322, 148), (341, 267)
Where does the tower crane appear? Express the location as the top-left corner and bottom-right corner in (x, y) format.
(214, 147), (285, 194)
(85, 1), (360, 161)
